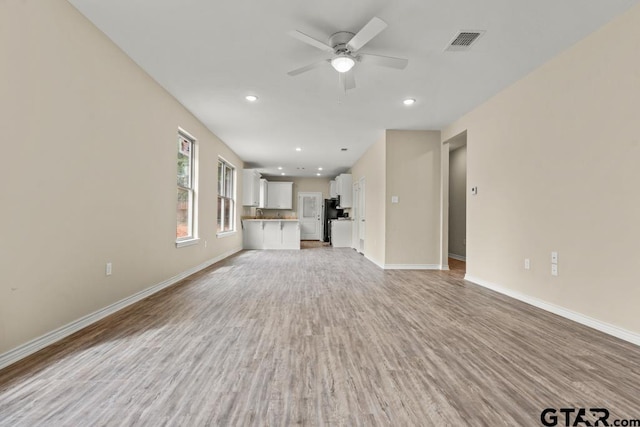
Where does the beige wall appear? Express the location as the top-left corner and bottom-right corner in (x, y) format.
(0, 0), (243, 354)
(385, 131), (442, 266)
(442, 3), (640, 334)
(448, 146), (467, 258)
(351, 136), (386, 266)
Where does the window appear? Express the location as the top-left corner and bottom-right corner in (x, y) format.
(217, 158), (235, 234)
(177, 131), (197, 243)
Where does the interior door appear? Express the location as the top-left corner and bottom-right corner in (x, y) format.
(298, 192), (322, 240)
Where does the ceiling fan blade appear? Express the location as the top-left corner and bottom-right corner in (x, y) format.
(346, 17), (388, 52)
(288, 30), (334, 53)
(287, 60), (329, 76)
(358, 53), (408, 70)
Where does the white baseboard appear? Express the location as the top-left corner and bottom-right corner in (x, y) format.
(465, 275), (640, 347)
(364, 254), (385, 269)
(384, 264), (441, 270)
(364, 255), (447, 271)
(0, 247), (242, 371)
(448, 253), (466, 262)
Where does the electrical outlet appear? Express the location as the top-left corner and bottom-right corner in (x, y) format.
(204, 240), (208, 248)
(524, 259), (530, 270)
(106, 262), (112, 276)
(551, 264), (558, 276)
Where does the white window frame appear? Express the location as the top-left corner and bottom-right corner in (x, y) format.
(217, 157), (236, 237)
(176, 129), (199, 248)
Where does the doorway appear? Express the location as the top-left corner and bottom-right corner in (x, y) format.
(298, 192), (322, 240)
(442, 131), (467, 274)
(352, 177), (365, 254)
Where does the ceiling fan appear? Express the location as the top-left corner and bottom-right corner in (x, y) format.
(287, 17), (409, 93)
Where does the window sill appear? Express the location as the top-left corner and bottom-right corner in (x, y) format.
(176, 238), (200, 248)
(216, 231), (237, 238)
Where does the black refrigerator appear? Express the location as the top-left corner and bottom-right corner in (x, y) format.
(323, 199), (344, 242)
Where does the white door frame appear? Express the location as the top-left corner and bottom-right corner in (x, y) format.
(357, 177), (365, 254)
(440, 130), (467, 270)
(297, 192), (322, 240)
(352, 182), (358, 249)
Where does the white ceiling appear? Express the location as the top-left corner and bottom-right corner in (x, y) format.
(67, 0), (638, 178)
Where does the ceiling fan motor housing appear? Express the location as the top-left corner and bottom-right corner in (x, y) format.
(329, 31), (356, 54)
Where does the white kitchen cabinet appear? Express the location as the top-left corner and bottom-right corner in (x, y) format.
(266, 181), (293, 209)
(259, 179), (268, 208)
(242, 220), (264, 249)
(331, 219), (352, 247)
(242, 220), (300, 250)
(335, 173), (352, 208)
(242, 169), (261, 206)
(281, 222), (301, 249)
(329, 180), (337, 198)
(263, 221), (282, 248)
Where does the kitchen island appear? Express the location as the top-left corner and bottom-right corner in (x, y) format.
(242, 219), (300, 250)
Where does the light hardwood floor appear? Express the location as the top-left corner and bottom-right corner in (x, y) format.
(1, 247), (639, 426)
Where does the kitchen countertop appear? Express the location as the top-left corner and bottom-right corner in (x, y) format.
(242, 218), (298, 221)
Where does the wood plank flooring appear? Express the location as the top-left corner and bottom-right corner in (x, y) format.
(1, 247), (639, 426)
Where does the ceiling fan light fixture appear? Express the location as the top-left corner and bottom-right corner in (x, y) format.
(331, 55), (355, 73)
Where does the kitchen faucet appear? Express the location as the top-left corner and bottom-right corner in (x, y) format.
(256, 209), (263, 218)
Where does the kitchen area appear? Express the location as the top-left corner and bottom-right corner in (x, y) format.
(241, 169), (353, 250)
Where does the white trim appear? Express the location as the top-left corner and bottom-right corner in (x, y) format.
(176, 237), (200, 248)
(364, 254), (385, 269)
(216, 231), (237, 238)
(363, 256), (445, 271)
(448, 253), (466, 262)
(0, 247), (242, 371)
(384, 264), (441, 270)
(177, 126), (197, 142)
(465, 275), (640, 347)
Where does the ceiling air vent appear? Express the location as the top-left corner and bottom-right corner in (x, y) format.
(445, 30), (485, 52)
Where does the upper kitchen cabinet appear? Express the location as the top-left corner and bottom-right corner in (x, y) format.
(266, 181), (293, 209)
(242, 169), (261, 206)
(335, 173), (352, 208)
(259, 178), (268, 208)
(329, 180), (337, 198)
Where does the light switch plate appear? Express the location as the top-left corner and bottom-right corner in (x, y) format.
(551, 264), (558, 276)
(551, 251), (558, 264)
(471, 187), (478, 195)
(391, 196), (399, 204)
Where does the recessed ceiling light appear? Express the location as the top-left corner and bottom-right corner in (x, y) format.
(277, 166), (283, 170)
(245, 95), (258, 102)
(403, 98), (416, 106)
(316, 173), (321, 176)
(318, 167), (323, 171)
(295, 147), (302, 152)
(281, 172), (285, 176)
